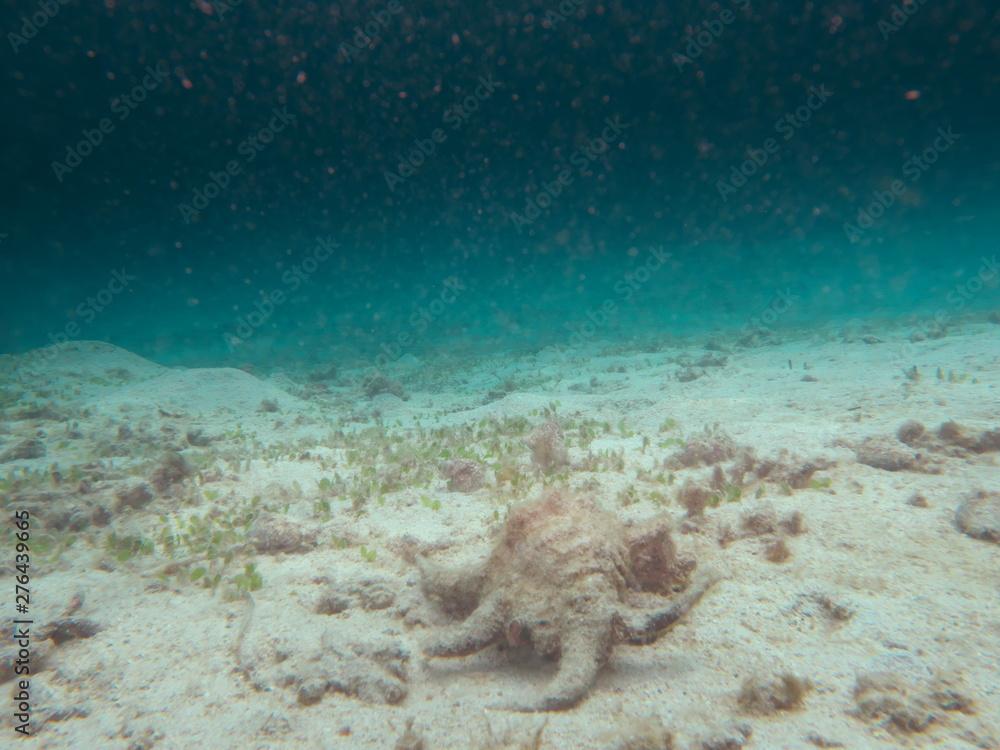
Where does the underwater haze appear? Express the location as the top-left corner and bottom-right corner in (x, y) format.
(1, 1), (999, 748)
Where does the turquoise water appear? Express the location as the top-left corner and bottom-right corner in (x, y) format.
(2, 1), (997, 365)
(3, 221), (997, 368)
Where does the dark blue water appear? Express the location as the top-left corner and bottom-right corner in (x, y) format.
(2, 0), (997, 366)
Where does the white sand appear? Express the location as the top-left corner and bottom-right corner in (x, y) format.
(1, 321), (998, 749)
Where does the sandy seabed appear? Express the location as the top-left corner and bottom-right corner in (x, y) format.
(1, 319), (998, 750)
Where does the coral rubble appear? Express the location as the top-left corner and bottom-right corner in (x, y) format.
(855, 420), (1000, 473)
(850, 672), (978, 737)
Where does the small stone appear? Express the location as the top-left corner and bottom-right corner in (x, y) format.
(43, 617), (102, 645)
(696, 353), (728, 368)
(675, 367), (703, 382)
(362, 374), (408, 400)
(697, 723), (753, 750)
(297, 678), (327, 705)
(350, 578), (395, 611)
(851, 672), (973, 736)
(316, 589), (352, 615)
(249, 514), (317, 554)
(855, 438), (931, 473)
